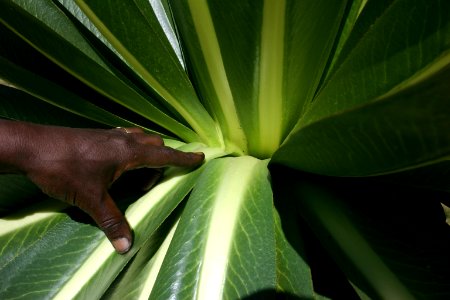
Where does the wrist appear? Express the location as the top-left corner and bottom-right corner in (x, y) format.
(0, 120), (39, 174)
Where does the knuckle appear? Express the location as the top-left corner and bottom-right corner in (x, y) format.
(153, 135), (164, 146)
(98, 216), (124, 233)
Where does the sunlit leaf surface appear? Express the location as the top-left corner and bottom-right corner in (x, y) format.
(0, 0), (449, 299)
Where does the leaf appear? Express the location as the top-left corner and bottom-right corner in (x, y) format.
(323, 0), (368, 79)
(73, 0), (221, 146)
(292, 174), (450, 299)
(108, 157), (314, 300)
(55, 0), (184, 118)
(290, 179), (415, 299)
(102, 219), (180, 300)
(2, 0), (450, 298)
(0, 85), (102, 129)
(305, 0), (450, 126)
(0, 200), (103, 299)
(149, 156), (281, 299)
(52, 145), (224, 300)
(273, 208), (314, 298)
(170, 0), (348, 157)
(273, 62), (450, 176)
(274, 0), (450, 176)
(0, 0), (198, 142)
(0, 57), (159, 133)
(0, 144), (225, 299)
(442, 203), (450, 226)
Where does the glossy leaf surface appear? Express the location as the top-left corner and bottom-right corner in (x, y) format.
(0, 0), (449, 298)
(73, 0), (221, 146)
(0, 0), (198, 141)
(273, 0), (450, 175)
(170, 0), (348, 157)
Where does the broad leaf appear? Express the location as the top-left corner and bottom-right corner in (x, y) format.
(0, 200), (102, 299)
(0, 144), (225, 299)
(170, 0), (348, 157)
(273, 208), (314, 298)
(103, 219), (181, 299)
(305, 0), (450, 125)
(1, 0), (450, 298)
(273, 63), (450, 176)
(52, 145), (224, 300)
(106, 158), (314, 299)
(149, 156), (288, 299)
(274, 0), (450, 176)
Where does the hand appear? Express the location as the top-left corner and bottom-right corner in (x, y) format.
(0, 121), (204, 254)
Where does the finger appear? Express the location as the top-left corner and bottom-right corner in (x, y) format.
(128, 146), (205, 169)
(88, 192), (133, 254)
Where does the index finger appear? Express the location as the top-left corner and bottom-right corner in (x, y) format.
(126, 145), (205, 170)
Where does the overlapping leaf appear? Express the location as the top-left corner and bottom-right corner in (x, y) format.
(0, 144), (225, 299)
(287, 173), (450, 299)
(274, 0), (450, 176)
(0, 0), (198, 141)
(0, 58), (151, 133)
(1, 0), (449, 298)
(170, 0), (348, 157)
(71, 0), (221, 146)
(148, 156), (312, 299)
(274, 64), (450, 176)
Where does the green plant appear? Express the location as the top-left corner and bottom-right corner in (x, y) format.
(1, 0), (450, 299)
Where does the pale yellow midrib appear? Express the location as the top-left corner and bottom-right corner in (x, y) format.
(188, 0), (247, 155)
(257, 0), (286, 158)
(75, 0), (217, 145)
(197, 157), (260, 300)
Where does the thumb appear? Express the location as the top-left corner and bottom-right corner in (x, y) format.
(88, 192), (133, 254)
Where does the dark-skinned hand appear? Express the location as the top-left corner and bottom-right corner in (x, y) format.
(0, 120), (204, 254)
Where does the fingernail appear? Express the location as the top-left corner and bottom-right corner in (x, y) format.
(194, 152), (204, 156)
(112, 237), (131, 254)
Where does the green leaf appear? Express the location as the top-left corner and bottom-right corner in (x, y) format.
(273, 208), (314, 298)
(305, 0), (450, 126)
(55, 0), (184, 116)
(149, 156), (281, 299)
(291, 179), (415, 300)
(273, 62), (450, 176)
(102, 219), (180, 300)
(52, 145), (224, 300)
(324, 0), (368, 79)
(3, 0), (450, 298)
(0, 57), (157, 133)
(0, 144), (225, 299)
(291, 174), (450, 299)
(170, 0), (347, 157)
(443, 203), (450, 226)
(0, 200), (103, 299)
(0, 0), (198, 142)
(73, 0), (221, 146)
(274, 0), (450, 176)
(108, 158), (315, 299)
(0, 84), (101, 128)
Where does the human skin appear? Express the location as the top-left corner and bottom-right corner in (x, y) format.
(0, 119), (204, 253)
